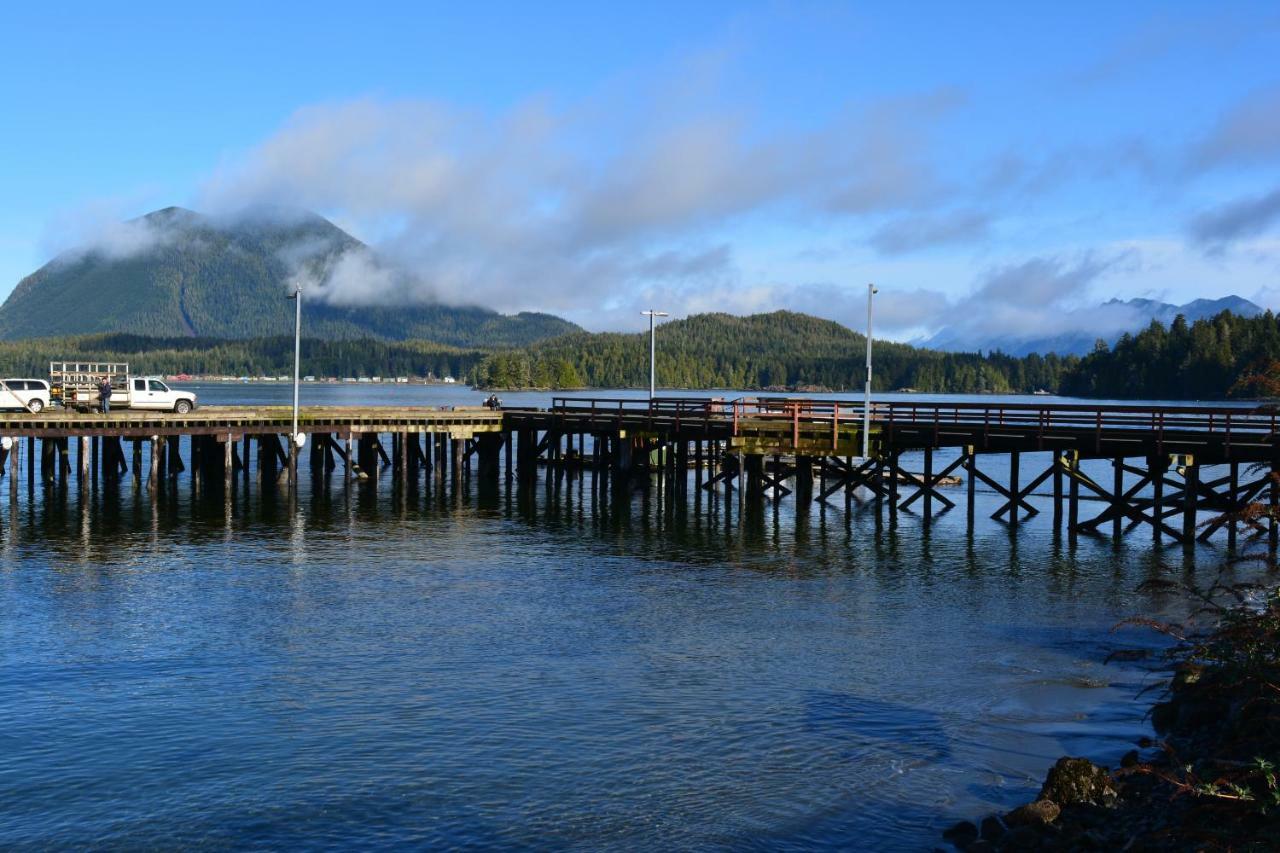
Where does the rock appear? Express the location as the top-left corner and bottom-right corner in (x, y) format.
(1136, 736), (1153, 748)
(1004, 825), (1044, 848)
(1171, 662), (1204, 688)
(980, 815), (1007, 841)
(942, 820), (979, 846)
(1150, 700), (1177, 733)
(1177, 697), (1227, 730)
(1006, 799), (1061, 826)
(1120, 749), (1140, 768)
(1038, 757), (1119, 806)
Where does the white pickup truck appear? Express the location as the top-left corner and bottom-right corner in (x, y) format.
(51, 361), (198, 413)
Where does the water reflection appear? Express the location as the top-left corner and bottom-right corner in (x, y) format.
(0, 445), (1248, 849)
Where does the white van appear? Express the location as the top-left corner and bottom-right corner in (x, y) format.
(0, 379), (51, 413)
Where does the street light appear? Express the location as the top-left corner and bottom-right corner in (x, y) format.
(288, 285), (304, 471)
(863, 283), (878, 459)
(641, 310), (669, 398)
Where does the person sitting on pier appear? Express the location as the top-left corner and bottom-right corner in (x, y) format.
(98, 378), (112, 414)
(485, 393), (502, 410)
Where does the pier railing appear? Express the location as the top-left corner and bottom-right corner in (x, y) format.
(550, 396), (1279, 452)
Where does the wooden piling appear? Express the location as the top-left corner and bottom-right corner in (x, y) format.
(1152, 455), (1164, 544)
(1051, 450), (1062, 530)
(923, 447), (934, 519)
(1008, 451), (1020, 525)
(149, 437), (159, 490)
(1113, 457), (1124, 539)
(1184, 461), (1199, 545)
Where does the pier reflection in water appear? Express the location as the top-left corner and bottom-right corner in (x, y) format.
(0, 396), (1249, 849)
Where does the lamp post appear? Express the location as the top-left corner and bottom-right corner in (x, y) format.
(288, 284), (303, 481)
(641, 310), (668, 398)
(863, 283), (878, 459)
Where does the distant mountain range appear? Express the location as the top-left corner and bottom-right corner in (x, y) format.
(0, 207), (579, 346)
(920, 295), (1265, 356)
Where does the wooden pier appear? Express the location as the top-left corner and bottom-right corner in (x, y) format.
(0, 397), (1276, 549)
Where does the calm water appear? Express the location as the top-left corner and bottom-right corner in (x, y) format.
(0, 384), (1253, 849)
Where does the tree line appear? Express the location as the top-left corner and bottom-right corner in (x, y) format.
(472, 311), (1078, 393)
(1061, 310), (1280, 399)
(3, 309), (1275, 399)
(0, 334), (484, 381)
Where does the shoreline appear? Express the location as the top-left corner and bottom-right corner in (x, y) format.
(945, 579), (1280, 850)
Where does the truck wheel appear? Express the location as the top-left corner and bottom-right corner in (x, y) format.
(174, 400), (192, 414)
(27, 399), (44, 413)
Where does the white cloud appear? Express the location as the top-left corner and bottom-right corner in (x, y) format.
(197, 91), (957, 323)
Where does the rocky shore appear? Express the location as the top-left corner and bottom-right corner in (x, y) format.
(945, 583), (1280, 851)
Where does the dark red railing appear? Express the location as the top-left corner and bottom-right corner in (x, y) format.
(549, 395), (1277, 450)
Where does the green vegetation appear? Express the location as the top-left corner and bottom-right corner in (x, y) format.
(0, 207), (579, 346)
(0, 333), (484, 380)
(473, 311), (1076, 392)
(1061, 310), (1280, 399)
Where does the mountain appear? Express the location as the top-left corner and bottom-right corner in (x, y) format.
(920, 295), (1265, 356)
(0, 207), (579, 346)
(475, 310), (1073, 393)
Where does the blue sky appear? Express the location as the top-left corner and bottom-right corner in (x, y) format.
(2, 1), (1279, 342)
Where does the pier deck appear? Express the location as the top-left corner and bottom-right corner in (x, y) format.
(0, 396), (1275, 549)
(0, 406), (504, 438)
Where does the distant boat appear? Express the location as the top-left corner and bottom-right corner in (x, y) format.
(1032, 389), (1052, 396)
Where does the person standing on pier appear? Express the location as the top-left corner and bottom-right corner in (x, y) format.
(98, 378), (112, 414)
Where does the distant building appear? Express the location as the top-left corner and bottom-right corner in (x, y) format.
(443, 376), (456, 384)
(303, 375), (316, 382)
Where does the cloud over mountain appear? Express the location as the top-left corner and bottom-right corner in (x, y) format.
(196, 90), (960, 324)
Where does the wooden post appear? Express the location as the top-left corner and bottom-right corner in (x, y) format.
(9, 441), (18, 503)
(504, 431), (513, 480)
(27, 436), (35, 493)
(344, 435), (354, 486)
(224, 437), (234, 489)
(888, 450), (899, 519)
(1270, 459), (1279, 553)
(736, 452), (745, 511)
(91, 436), (99, 487)
(1152, 455), (1164, 544)
(168, 435), (183, 476)
(1228, 460), (1239, 552)
(1008, 451), (1020, 525)
(1068, 454), (1079, 537)
(41, 438), (56, 485)
(1184, 461), (1199, 545)
(132, 439), (142, 487)
(966, 447), (976, 523)
(923, 446), (934, 520)
(451, 435), (463, 488)
(79, 436), (90, 488)
(1051, 450), (1062, 530)
(1113, 457), (1124, 540)
(310, 432), (324, 474)
(795, 455), (813, 500)
(149, 438), (160, 490)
